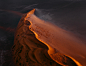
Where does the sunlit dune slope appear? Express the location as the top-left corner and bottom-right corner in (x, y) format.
(25, 9), (86, 66)
(12, 9), (81, 66)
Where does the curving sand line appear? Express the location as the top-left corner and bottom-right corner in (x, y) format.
(12, 9), (80, 66)
(24, 9), (86, 66)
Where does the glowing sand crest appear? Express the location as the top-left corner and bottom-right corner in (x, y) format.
(25, 9), (86, 66)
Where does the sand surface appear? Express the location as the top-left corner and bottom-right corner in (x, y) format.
(12, 9), (86, 66)
(12, 13), (78, 66)
(25, 9), (86, 66)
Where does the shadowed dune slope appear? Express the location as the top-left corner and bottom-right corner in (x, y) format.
(12, 14), (77, 66)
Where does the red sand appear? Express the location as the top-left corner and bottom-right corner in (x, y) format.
(24, 9), (86, 66)
(0, 26), (15, 33)
(12, 9), (86, 66)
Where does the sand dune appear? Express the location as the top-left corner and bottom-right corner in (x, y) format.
(25, 9), (86, 66)
(12, 14), (60, 66)
(12, 9), (85, 66)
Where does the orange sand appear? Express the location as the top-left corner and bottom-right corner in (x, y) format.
(12, 9), (84, 66)
(25, 9), (86, 66)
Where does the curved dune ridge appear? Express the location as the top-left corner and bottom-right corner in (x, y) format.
(12, 9), (86, 66)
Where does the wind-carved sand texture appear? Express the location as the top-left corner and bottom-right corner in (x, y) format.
(12, 10), (82, 66)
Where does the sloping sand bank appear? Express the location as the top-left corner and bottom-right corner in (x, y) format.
(12, 9), (84, 66)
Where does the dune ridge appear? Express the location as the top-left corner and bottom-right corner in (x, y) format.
(12, 9), (82, 66)
(25, 9), (86, 66)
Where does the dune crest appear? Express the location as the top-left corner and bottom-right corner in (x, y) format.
(25, 9), (86, 66)
(12, 9), (86, 66)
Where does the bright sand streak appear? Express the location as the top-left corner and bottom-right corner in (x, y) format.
(25, 9), (86, 66)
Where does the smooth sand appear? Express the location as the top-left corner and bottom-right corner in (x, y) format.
(25, 9), (86, 66)
(12, 10), (81, 66)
